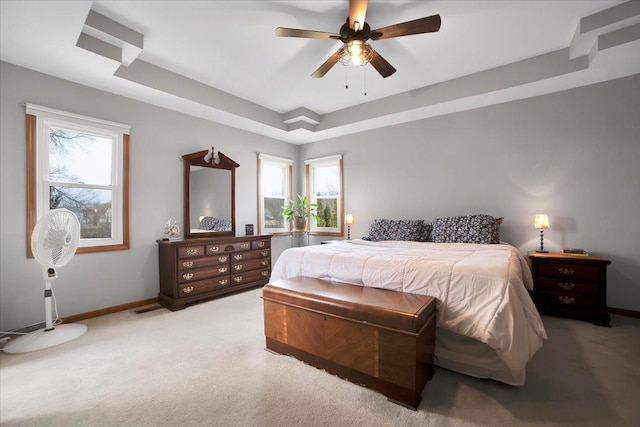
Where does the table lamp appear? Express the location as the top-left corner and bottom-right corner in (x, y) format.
(345, 214), (354, 240)
(534, 214), (550, 253)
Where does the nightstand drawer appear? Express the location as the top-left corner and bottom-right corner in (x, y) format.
(538, 262), (600, 280)
(536, 291), (598, 309)
(536, 277), (598, 295)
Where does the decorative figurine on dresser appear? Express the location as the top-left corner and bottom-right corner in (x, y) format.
(529, 251), (611, 327)
(157, 148), (272, 311)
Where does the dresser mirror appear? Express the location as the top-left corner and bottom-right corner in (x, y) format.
(183, 148), (239, 238)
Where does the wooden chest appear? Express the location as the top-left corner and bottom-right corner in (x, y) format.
(263, 277), (436, 410)
(158, 235), (271, 310)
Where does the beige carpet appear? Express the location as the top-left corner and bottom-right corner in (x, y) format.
(1, 288), (639, 427)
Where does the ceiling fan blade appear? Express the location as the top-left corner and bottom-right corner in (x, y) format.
(349, 0), (368, 31)
(275, 27), (340, 40)
(311, 48), (343, 78)
(371, 14), (441, 40)
(369, 49), (396, 78)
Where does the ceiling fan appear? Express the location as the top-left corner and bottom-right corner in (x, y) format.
(275, 0), (441, 79)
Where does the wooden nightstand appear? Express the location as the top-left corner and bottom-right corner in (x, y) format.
(529, 252), (611, 327)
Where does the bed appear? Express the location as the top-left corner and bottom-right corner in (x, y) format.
(269, 215), (548, 386)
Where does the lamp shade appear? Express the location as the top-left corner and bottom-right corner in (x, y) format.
(345, 214), (354, 225)
(534, 214), (550, 229)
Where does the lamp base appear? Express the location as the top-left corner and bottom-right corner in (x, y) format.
(536, 250), (549, 253)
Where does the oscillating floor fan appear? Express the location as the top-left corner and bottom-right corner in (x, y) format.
(3, 208), (87, 354)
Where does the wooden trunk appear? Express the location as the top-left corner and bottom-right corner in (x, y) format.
(262, 277), (436, 410)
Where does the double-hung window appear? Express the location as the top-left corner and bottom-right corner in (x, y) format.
(26, 104), (130, 254)
(305, 154), (343, 236)
(258, 154), (292, 234)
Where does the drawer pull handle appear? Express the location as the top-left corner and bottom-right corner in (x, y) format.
(559, 282), (575, 290)
(234, 254), (243, 260)
(261, 251), (269, 257)
(182, 261), (193, 268)
(218, 256), (228, 263)
(234, 276), (243, 283)
(209, 246), (219, 253)
(559, 296), (575, 305)
(183, 286), (194, 294)
(219, 279), (228, 286)
(186, 248), (198, 255)
(261, 260), (268, 267)
(261, 270), (270, 277)
(240, 243), (250, 249)
(258, 241), (265, 247)
(182, 273), (193, 280)
(219, 267), (228, 273)
(558, 268), (574, 276)
(234, 265), (243, 271)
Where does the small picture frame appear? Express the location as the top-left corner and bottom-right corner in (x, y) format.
(245, 224), (254, 235)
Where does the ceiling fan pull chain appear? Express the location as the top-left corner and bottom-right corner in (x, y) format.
(364, 69), (367, 96)
(345, 67), (349, 89)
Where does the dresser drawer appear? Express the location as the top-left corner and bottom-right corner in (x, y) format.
(206, 241), (252, 254)
(538, 262), (601, 280)
(177, 245), (205, 258)
(252, 239), (270, 250)
(230, 249), (271, 263)
(536, 277), (598, 296)
(178, 265), (230, 283)
(178, 277), (230, 298)
(231, 258), (271, 273)
(231, 268), (271, 286)
(177, 255), (229, 270)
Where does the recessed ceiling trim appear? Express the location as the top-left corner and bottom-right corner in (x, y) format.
(55, 2), (640, 145)
(84, 10), (144, 50)
(76, 32), (122, 63)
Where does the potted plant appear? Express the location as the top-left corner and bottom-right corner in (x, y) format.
(282, 194), (319, 231)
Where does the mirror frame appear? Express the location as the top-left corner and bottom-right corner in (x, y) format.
(183, 148), (239, 238)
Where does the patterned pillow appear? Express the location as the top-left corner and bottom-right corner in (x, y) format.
(214, 218), (232, 231)
(430, 214), (503, 244)
(419, 222), (433, 242)
(199, 216), (218, 230)
(363, 219), (424, 241)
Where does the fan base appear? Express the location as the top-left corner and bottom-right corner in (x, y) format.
(2, 323), (87, 354)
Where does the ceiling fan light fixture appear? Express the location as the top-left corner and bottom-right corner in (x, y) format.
(339, 40), (373, 67)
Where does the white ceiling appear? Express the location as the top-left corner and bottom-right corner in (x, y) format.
(2, 1), (639, 144)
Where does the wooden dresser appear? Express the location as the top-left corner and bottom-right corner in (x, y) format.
(529, 252), (611, 327)
(158, 235), (271, 310)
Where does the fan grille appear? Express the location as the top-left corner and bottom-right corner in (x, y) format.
(32, 209), (80, 267)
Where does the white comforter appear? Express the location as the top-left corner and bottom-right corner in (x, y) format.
(270, 240), (547, 382)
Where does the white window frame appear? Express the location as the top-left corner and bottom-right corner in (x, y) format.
(26, 103), (130, 254)
(305, 154), (343, 236)
(258, 153), (293, 235)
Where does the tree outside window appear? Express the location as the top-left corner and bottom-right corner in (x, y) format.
(258, 154), (292, 234)
(306, 155), (343, 236)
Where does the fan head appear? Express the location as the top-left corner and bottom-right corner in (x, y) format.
(31, 208), (80, 268)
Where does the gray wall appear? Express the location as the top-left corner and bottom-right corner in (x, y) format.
(0, 61), (297, 331)
(300, 74), (640, 312)
(1, 60), (638, 330)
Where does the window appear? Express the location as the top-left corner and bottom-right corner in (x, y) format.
(306, 154), (343, 236)
(258, 154), (292, 234)
(26, 104), (130, 255)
